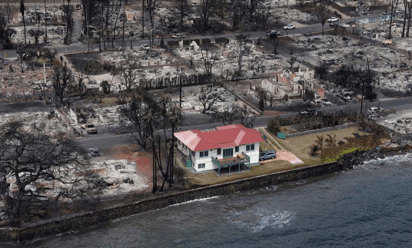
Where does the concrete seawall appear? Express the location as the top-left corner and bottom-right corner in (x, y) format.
(0, 161), (340, 242)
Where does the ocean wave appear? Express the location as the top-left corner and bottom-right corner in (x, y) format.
(363, 153), (412, 166)
(168, 196), (221, 207)
(227, 207), (294, 233)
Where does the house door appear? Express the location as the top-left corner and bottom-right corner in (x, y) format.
(186, 155), (192, 167)
(223, 148), (233, 158)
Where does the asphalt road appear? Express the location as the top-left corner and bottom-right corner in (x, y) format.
(2, 10), (384, 60)
(77, 96), (412, 149)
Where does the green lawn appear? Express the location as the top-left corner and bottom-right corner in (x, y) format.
(188, 160), (297, 186)
(275, 126), (366, 166)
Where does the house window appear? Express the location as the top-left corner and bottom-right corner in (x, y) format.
(217, 148), (221, 155)
(191, 151), (195, 157)
(235, 146), (239, 152)
(198, 163), (205, 169)
(246, 144), (255, 151)
(200, 151), (209, 157)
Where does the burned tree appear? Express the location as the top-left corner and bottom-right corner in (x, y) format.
(314, 2), (327, 36)
(198, 85), (223, 114)
(200, 45), (217, 78)
(287, 56), (297, 73)
(145, 0), (157, 47)
(197, 0), (221, 31)
(0, 121), (95, 223)
(20, 0), (26, 45)
(315, 60), (329, 80)
(174, 0), (190, 32)
(157, 97), (183, 191)
(28, 28), (45, 45)
(118, 89), (161, 151)
(210, 104), (238, 125)
(210, 104), (256, 127)
(119, 57), (139, 92)
(52, 65), (72, 107)
(388, 0), (400, 39)
(233, 41), (252, 79)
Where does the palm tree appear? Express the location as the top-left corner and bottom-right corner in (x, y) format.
(325, 134), (337, 148)
(315, 134), (324, 153)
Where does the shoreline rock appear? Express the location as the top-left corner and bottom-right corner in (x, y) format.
(337, 143), (412, 170)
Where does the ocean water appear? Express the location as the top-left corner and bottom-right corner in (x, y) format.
(8, 154), (412, 248)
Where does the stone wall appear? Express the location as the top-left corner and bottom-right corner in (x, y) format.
(140, 73), (215, 90)
(286, 123), (357, 138)
(0, 162), (341, 242)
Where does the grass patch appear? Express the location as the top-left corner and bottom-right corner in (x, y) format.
(275, 126), (365, 166)
(258, 130), (281, 151)
(321, 135), (388, 163)
(260, 140), (275, 152)
(322, 147), (359, 163)
(188, 160), (306, 186)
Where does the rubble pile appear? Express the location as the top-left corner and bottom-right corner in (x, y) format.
(0, 62), (54, 102)
(175, 39), (283, 78)
(271, 7), (314, 24)
(380, 116), (412, 134)
(0, 109), (72, 135)
(89, 159), (148, 197)
(93, 105), (123, 127)
(360, 23), (404, 41)
(396, 38), (412, 51)
(10, 25), (67, 44)
(378, 70), (412, 92)
(294, 35), (355, 51)
(17, 6), (64, 24)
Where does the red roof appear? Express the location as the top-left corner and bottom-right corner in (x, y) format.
(174, 124), (264, 151)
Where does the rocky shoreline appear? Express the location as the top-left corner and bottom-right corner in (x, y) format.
(337, 143), (412, 170)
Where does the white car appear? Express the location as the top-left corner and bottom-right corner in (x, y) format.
(327, 17), (339, 23)
(320, 98), (332, 106)
(141, 44), (150, 51)
(172, 33), (185, 39)
(283, 24), (296, 30)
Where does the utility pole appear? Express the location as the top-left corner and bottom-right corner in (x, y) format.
(67, 0), (71, 37)
(20, 0), (26, 45)
(179, 68), (184, 108)
(122, 1), (125, 48)
(360, 57), (371, 115)
(87, 0), (89, 52)
(44, 0), (47, 43)
(142, 0), (145, 38)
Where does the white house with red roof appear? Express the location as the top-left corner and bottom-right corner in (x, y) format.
(174, 124), (264, 174)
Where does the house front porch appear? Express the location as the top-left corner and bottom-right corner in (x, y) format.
(212, 152), (251, 176)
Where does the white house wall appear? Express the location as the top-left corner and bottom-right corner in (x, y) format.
(177, 141), (191, 157)
(192, 142), (261, 172)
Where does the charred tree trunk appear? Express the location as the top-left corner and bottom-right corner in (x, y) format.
(152, 139), (157, 193)
(407, 4), (412, 37)
(112, 0), (122, 49)
(402, 0), (407, 37)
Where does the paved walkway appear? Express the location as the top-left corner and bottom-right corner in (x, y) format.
(256, 127), (304, 165)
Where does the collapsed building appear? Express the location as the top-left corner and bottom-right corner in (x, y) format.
(261, 67), (324, 100)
